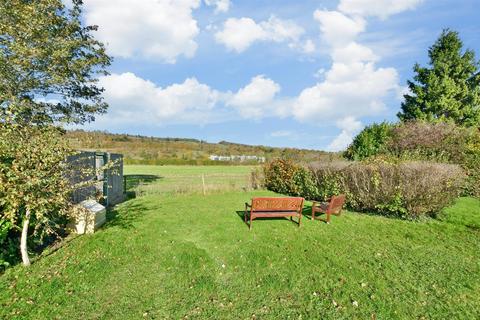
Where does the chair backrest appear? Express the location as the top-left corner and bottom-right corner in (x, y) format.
(251, 197), (304, 212)
(328, 194), (346, 213)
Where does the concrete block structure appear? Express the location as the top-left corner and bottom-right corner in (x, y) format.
(72, 200), (107, 234)
(67, 151), (124, 207)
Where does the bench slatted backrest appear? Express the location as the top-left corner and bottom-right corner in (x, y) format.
(252, 197), (304, 212)
(328, 194), (346, 214)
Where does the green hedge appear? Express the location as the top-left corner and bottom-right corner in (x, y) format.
(263, 158), (465, 219)
(345, 121), (480, 197)
(263, 159), (318, 200)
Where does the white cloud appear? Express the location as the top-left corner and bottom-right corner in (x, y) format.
(302, 39), (316, 54)
(293, 10), (398, 121)
(204, 0), (230, 13)
(95, 73), (290, 126)
(215, 15), (305, 53)
(294, 62), (398, 121)
(331, 42), (378, 64)
(83, 0), (200, 63)
(294, 7), (406, 149)
(227, 75), (282, 119)
(327, 117), (364, 151)
(338, 0), (423, 19)
(98, 73), (221, 124)
(214, 18), (266, 53)
(313, 10), (366, 47)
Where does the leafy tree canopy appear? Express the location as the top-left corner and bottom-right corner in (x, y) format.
(344, 122), (393, 161)
(0, 0), (111, 125)
(398, 29), (480, 127)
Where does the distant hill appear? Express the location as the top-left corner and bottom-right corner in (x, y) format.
(66, 130), (338, 165)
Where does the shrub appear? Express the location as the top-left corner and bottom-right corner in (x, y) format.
(310, 160), (465, 219)
(386, 121), (480, 196)
(0, 220), (19, 271)
(0, 124), (75, 266)
(344, 122), (393, 160)
(345, 121), (480, 197)
(263, 159), (318, 199)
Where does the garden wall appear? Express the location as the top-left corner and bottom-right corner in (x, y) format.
(67, 151), (124, 206)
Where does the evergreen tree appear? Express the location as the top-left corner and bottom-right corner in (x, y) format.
(398, 29), (480, 126)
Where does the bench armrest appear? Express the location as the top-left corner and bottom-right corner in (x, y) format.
(245, 202), (251, 208)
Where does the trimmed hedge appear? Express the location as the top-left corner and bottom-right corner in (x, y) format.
(345, 121), (480, 197)
(264, 158), (465, 219)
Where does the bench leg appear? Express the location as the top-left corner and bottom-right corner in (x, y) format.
(311, 209), (315, 221)
(249, 214), (253, 230)
(326, 212), (331, 224)
(298, 213), (302, 227)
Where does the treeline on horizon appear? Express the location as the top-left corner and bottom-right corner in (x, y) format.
(66, 130), (338, 165)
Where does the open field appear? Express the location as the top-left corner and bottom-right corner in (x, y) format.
(1, 166), (480, 319)
(124, 165), (257, 196)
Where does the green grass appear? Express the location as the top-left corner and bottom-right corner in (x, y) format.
(124, 165), (256, 196)
(1, 166), (480, 319)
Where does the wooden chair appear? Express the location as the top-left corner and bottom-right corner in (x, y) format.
(311, 195), (346, 223)
(244, 197), (304, 230)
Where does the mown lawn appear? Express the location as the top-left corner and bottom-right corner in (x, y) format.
(1, 168), (480, 319)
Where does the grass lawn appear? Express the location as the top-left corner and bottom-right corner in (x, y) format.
(1, 166), (480, 319)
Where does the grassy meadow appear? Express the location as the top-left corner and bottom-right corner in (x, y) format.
(1, 165), (480, 319)
(124, 165), (257, 196)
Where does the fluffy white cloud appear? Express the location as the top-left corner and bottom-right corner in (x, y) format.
(313, 10), (366, 47)
(83, 0), (200, 63)
(294, 9), (399, 121)
(331, 42), (378, 64)
(294, 62), (398, 121)
(327, 117), (364, 151)
(98, 72), (221, 124)
(294, 6), (407, 149)
(96, 73), (289, 125)
(214, 18), (266, 52)
(338, 0), (423, 19)
(204, 0), (230, 13)
(215, 16), (305, 53)
(227, 75), (283, 119)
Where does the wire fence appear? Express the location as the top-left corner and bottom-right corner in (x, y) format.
(125, 172), (257, 197)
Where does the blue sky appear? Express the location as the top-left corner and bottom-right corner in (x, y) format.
(78, 0), (480, 151)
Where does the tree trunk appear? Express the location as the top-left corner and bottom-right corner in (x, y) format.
(20, 208), (31, 266)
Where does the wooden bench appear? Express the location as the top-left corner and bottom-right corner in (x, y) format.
(244, 197), (304, 230)
(311, 194), (346, 223)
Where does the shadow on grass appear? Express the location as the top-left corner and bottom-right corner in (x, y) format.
(105, 200), (153, 230)
(124, 174), (162, 199)
(235, 210), (303, 229)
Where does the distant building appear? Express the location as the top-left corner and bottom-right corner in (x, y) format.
(209, 155), (266, 163)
